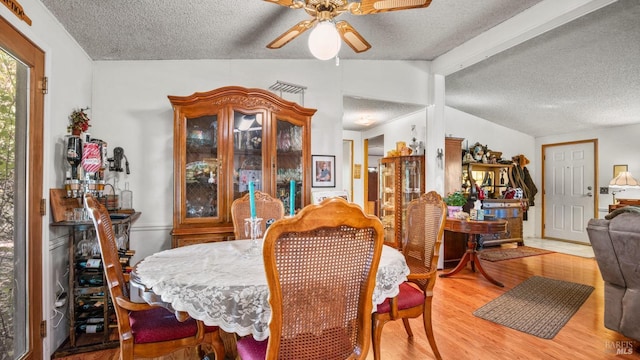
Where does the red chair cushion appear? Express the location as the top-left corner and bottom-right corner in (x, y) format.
(129, 307), (218, 344)
(375, 282), (425, 313)
(236, 336), (268, 360)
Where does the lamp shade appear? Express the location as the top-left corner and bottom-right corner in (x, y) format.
(308, 21), (341, 60)
(609, 171), (640, 187)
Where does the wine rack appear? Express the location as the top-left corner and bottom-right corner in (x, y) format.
(51, 212), (140, 356)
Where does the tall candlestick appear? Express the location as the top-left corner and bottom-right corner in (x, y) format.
(249, 181), (256, 219)
(289, 180), (295, 216)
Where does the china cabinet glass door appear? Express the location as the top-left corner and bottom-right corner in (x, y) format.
(379, 160), (396, 244)
(233, 111), (264, 199)
(401, 158), (422, 239)
(185, 115), (219, 218)
(275, 119), (303, 212)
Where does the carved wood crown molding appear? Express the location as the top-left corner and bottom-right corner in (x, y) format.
(212, 95), (281, 112)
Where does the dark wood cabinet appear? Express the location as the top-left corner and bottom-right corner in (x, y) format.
(443, 137), (465, 268)
(168, 86), (316, 247)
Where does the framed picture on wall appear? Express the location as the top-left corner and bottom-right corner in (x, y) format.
(613, 164), (628, 179)
(312, 155), (335, 187)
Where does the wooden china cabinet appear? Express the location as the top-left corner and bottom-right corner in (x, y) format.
(379, 155), (425, 249)
(168, 86), (316, 247)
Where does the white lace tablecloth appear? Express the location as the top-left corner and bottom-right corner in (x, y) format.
(132, 240), (409, 341)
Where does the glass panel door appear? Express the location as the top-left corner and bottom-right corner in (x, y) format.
(233, 111), (263, 199)
(185, 115), (219, 218)
(379, 160), (396, 244)
(0, 46), (27, 359)
(401, 158), (422, 239)
(275, 119), (303, 213)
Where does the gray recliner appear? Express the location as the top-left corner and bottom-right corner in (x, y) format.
(587, 206), (640, 341)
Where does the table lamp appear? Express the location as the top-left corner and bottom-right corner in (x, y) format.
(609, 171), (640, 203)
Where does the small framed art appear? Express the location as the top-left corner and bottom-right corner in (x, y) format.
(312, 155), (335, 187)
(613, 164), (628, 179)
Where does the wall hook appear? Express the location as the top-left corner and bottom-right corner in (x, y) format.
(436, 148), (444, 169)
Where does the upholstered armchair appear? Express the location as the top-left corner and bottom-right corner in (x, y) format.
(587, 206), (640, 342)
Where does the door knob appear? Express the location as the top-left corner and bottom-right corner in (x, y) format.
(586, 192), (593, 197)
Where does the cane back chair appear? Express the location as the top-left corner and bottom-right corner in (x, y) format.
(236, 197), (384, 360)
(372, 191), (446, 360)
(231, 190), (285, 239)
(84, 194), (225, 360)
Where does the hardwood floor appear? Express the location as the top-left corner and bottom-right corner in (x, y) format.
(57, 252), (639, 360)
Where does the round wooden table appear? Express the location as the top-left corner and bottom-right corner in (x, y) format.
(439, 218), (508, 287)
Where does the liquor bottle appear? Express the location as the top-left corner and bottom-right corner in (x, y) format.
(121, 182), (133, 210)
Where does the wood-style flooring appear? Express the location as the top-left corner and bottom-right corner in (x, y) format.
(56, 251), (640, 360)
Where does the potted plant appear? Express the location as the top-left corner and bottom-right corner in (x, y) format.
(444, 191), (467, 217)
(68, 107), (91, 135)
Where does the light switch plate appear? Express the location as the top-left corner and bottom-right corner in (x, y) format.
(599, 187), (609, 194)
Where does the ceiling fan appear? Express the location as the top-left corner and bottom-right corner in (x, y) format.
(264, 0), (433, 57)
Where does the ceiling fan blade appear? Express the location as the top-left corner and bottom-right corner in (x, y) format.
(335, 21), (371, 53)
(354, 0), (432, 15)
(263, 0), (305, 9)
(267, 19), (317, 49)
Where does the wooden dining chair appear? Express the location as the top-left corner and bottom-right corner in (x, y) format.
(236, 197), (384, 360)
(231, 190), (285, 239)
(371, 191), (446, 360)
(83, 194), (225, 360)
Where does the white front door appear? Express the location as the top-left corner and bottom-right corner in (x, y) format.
(543, 141), (596, 243)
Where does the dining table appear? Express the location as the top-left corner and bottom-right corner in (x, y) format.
(130, 239), (410, 342)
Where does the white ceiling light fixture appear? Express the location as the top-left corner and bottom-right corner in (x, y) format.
(308, 21), (341, 60)
(354, 116), (375, 126)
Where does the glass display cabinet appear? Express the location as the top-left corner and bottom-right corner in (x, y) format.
(169, 86), (316, 247)
(379, 155), (425, 249)
(462, 163), (514, 199)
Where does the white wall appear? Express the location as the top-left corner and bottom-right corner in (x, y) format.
(535, 123), (640, 220)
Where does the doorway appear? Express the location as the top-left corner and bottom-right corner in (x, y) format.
(0, 17), (46, 359)
(542, 139), (597, 244)
(365, 135), (383, 216)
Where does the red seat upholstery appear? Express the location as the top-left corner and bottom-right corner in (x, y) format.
(375, 282), (424, 313)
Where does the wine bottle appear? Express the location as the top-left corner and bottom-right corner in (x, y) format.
(76, 322), (104, 333)
(78, 274), (103, 286)
(77, 299), (104, 311)
(76, 258), (101, 269)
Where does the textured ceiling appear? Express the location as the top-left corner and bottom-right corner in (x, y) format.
(40, 0), (540, 61)
(445, 0), (640, 137)
(40, 0), (640, 137)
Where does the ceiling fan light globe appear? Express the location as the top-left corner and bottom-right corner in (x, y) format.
(308, 21), (341, 60)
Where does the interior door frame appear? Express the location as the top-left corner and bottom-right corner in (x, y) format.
(0, 16), (45, 359)
(541, 139), (598, 241)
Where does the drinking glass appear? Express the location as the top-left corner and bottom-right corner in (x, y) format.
(243, 217), (263, 257)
